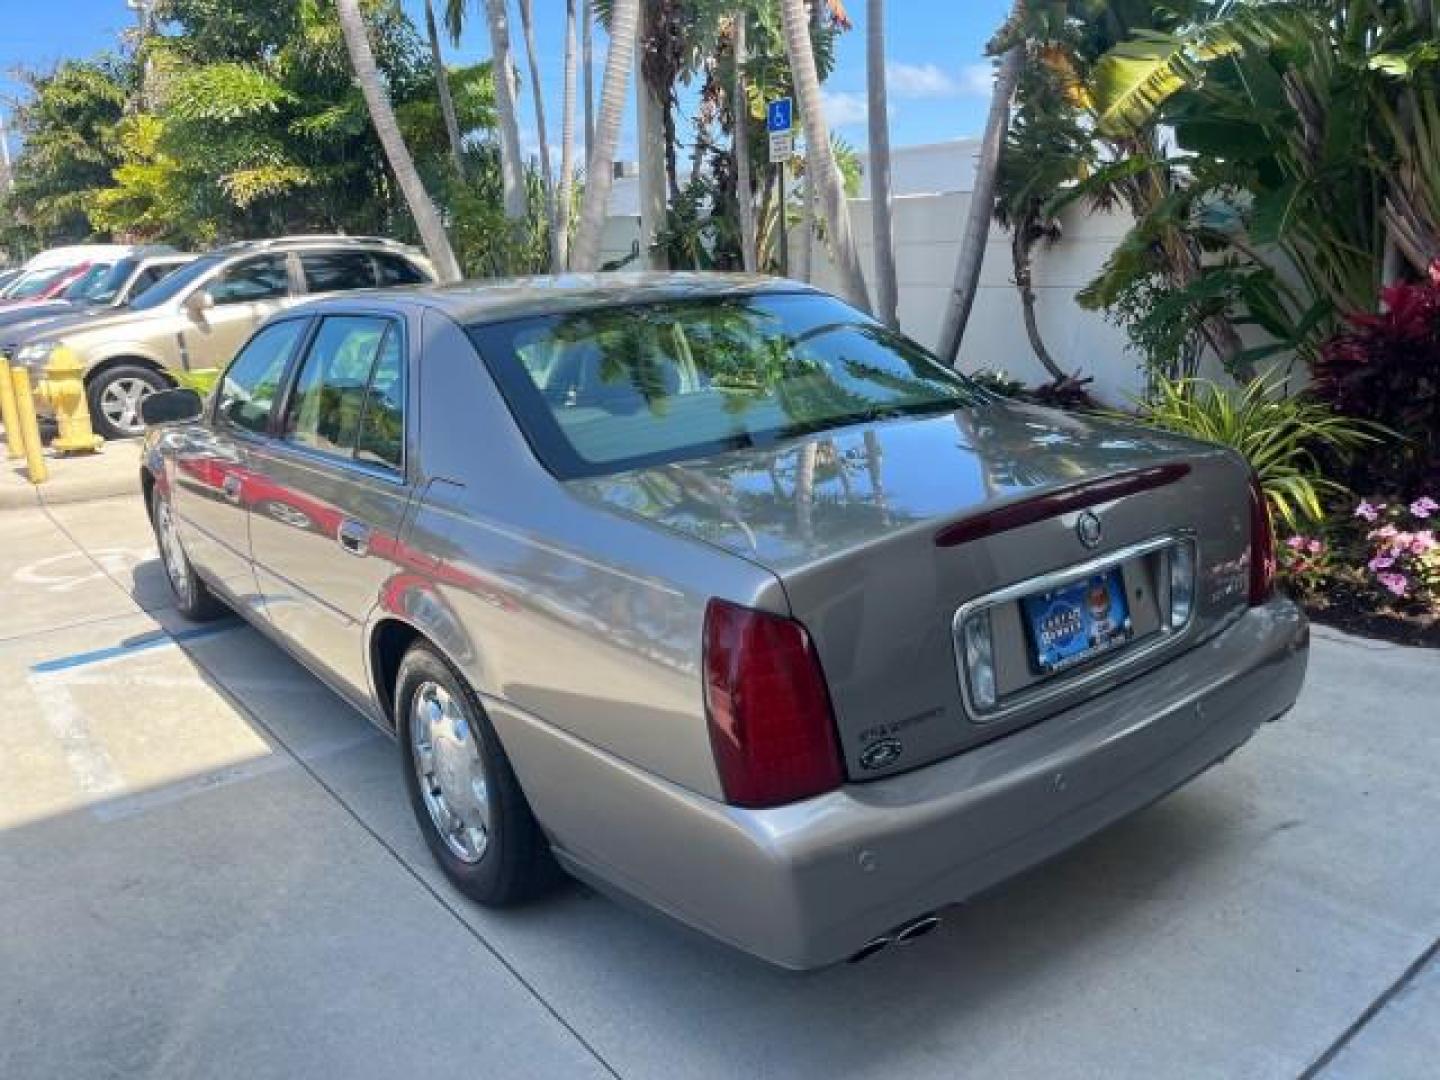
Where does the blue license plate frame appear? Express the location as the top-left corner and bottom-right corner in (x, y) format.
(1021, 568), (1134, 675)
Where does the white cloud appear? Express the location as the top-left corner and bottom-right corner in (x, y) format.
(882, 61), (995, 100)
(959, 63), (995, 97)
(820, 90), (869, 128)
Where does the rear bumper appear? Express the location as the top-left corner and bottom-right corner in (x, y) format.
(493, 597), (1309, 970)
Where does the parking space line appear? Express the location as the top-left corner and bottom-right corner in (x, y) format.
(29, 675), (125, 800)
(30, 621), (241, 674)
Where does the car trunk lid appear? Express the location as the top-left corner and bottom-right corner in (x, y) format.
(568, 399), (1254, 779)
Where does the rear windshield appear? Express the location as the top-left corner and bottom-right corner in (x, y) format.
(467, 292), (980, 478)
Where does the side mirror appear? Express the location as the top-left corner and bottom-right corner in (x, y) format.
(184, 290), (215, 318)
(140, 387), (204, 426)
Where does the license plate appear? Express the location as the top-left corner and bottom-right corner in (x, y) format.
(1021, 568), (1134, 674)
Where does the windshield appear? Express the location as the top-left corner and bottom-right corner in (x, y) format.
(4, 266), (72, 300)
(128, 254), (223, 310)
(62, 260), (129, 303)
(468, 292), (982, 479)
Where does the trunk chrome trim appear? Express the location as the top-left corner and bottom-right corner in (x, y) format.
(934, 463), (1192, 548)
(952, 532), (1196, 725)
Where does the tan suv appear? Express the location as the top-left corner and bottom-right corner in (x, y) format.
(10, 236), (435, 438)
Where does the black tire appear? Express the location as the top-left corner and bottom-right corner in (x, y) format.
(88, 363), (170, 440)
(148, 485), (227, 622)
(396, 642), (559, 906)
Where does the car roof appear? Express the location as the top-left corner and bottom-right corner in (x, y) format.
(283, 272), (824, 326)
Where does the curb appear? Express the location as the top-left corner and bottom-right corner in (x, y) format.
(0, 470), (137, 510)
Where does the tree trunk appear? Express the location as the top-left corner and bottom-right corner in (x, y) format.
(779, 0), (870, 310)
(1012, 222), (1067, 381)
(732, 15), (758, 273)
(636, 2), (670, 271)
(558, 0), (578, 269)
(484, 0), (529, 225)
(582, 0), (596, 162)
(423, 0), (466, 179)
(866, 0), (898, 327)
(572, 0), (641, 271)
(518, 0), (559, 270)
(937, 44), (1020, 365)
(336, 0), (461, 282)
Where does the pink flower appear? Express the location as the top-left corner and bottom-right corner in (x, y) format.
(1306, 539), (1323, 555)
(1369, 555), (1395, 571)
(1355, 500), (1382, 522)
(1377, 572), (1410, 597)
(1285, 536), (1307, 551)
(1411, 530), (1437, 555)
(1411, 496), (1439, 519)
(1375, 524), (1399, 540)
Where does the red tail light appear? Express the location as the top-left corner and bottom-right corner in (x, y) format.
(702, 599), (843, 808)
(1248, 471), (1276, 605)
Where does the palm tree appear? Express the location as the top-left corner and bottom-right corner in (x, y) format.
(937, 8), (1023, 366)
(636, 1), (669, 270)
(572, 0), (641, 270)
(449, 0), (528, 224)
(335, 0), (461, 281)
(558, 0), (579, 269)
(422, 0), (467, 179)
(731, 13), (757, 272)
(582, 0), (596, 160)
(517, 0), (559, 268)
(779, 0), (869, 311)
(866, 0), (898, 328)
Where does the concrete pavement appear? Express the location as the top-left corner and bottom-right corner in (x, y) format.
(0, 433), (140, 509)
(2, 493), (1437, 1079)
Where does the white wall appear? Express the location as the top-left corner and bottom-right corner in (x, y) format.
(806, 192), (1144, 403)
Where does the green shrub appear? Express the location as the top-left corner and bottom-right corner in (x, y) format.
(1129, 376), (1384, 532)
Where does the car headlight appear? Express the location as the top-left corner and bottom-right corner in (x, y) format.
(15, 341), (57, 370)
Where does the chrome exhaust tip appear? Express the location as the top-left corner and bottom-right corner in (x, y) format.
(894, 914), (942, 945)
(848, 936), (892, 963)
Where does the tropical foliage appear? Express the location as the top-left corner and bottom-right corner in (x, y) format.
(1129, 375), (1382, 531)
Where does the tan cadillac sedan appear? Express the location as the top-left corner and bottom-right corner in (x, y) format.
(137, 276), (1309, 969)
(11, 235), (432, 438)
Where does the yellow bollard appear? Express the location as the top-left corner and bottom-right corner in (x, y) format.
(35, 345), (103, 454)
(10, 367), (49, 484)
(0, 360), (24, 459)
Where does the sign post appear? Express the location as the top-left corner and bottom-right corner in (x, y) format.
(766, 98), (793, 277)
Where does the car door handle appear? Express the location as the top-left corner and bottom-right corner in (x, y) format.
(222, 475), (242, 504)
(337, 519), (371, 557)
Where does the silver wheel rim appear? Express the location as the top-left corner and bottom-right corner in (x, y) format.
(155, 499), (191, 606)
(99, 376), (154, 435)
(410, 681), (491, 864)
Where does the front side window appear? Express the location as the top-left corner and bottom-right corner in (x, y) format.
(216, 319), (307, 433)
(207, 255), (290, 305)
(284, 315), (396, 462)
(300, 251), (377, 294)
(467, 292), (981, 478)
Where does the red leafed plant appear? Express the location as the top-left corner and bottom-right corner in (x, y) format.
(1313, 270), (1440, 495)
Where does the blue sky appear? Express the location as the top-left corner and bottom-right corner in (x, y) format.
(0, 0), (1013, 161)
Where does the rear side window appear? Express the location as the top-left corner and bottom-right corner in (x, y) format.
(208, 255), (290, 305)
(374, 253), (427, 286)
(301, 251), (377, 294)
(356, 331), (405, 469)
(284, 315), (402, 468)
(216, 320), (307, 434)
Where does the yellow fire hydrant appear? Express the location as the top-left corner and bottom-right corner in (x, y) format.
(34, 345), (103, 454)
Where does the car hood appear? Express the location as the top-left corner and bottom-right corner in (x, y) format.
(13, 305), (150, 347)
(565, 398), (1215, 573)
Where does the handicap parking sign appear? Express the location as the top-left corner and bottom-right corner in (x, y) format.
(767, 98), (792, 133)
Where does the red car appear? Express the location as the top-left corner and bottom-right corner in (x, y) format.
(0, 262), (96, 307)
